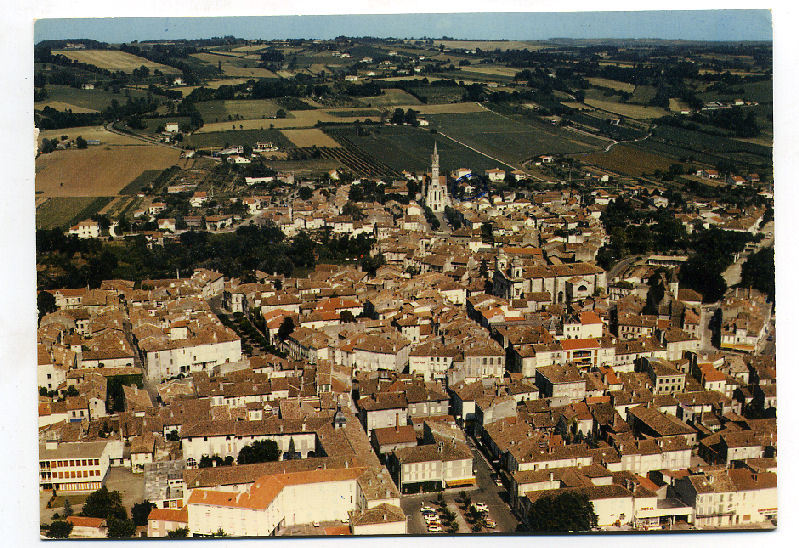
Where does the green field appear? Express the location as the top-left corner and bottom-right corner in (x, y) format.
(424, 110), (607, 165)
(698, 80), (773, 104)
(582, 144), (682, 177)
(354, 89), (421, 107)
(119, 169), (162, 195)
(406, 85), (465, 104)
(325, 124), (515, 174)
(35, 85), (149, 112)
(629, 85), (657, 104)
(328, 109), (382, 118)
(195, 99), (284, 122)
(140, 117), (192, 134)
(36, 196), (112, 229)
(185, 128), (295, 149)
(635, 125), (772, 172)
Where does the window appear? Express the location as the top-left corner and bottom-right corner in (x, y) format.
(69, 460), (75, 467)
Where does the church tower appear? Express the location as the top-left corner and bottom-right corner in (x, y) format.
(425, 142), (449, 213)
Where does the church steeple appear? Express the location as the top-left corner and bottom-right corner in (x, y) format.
(425, 142), (448, 213)
(431, 142), (439, 184)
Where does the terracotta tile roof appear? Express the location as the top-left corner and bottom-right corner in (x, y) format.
(67, 516), (105, 528)
(147, 507), (188, 523)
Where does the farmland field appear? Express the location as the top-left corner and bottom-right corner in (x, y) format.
(697, 80), (772, 103)
(629, 85), (657, 104)
(195, 99), (284, 122)
(195, 109), (383, 132)
(38, 125), (146, 146)
(35, 101), (99, 113)
(35, 140), (182, 198)
(583, 97), (668, 119)
(169, 78), (253, 96)
(36, 197), (113, 229)
(587, 78), (635, 93)
(355, 89), (421, 107)
(432, 40), (545, 51)
(326, 124), (516, 174)
(185, 128), (294, 149)
(457, 65), (521, 78)
(424, 110), (607, 165)
(35, 85), (149, 112)
(406, 85), (465, 104)
(669, 98), (691, 112)
(645, 125), (772, 169)
(581, 144), (680, 177)
(52, 49), (179, 73)
(281, 129), (341, 148)
(119, 169), (162, 195)
(189, 52), (277, 78)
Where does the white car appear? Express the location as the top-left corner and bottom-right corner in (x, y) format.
(427, 525), (443, 533)
(340, 517), (350, 524)
(420, 505), (435, 513)
(424, 515), (440, 524)
(312, 521), (320, 527)
(472, 502), (489, 513)
(485, 518), (496, 529)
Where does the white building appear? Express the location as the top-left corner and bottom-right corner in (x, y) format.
(68, 220), (100, 239)
(39, 439), (113, 493)
(186, 466), (403, 537)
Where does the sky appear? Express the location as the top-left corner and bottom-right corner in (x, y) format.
(34, 10), (772, 44)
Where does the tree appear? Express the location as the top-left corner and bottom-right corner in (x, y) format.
(46, 520), (73, 538)
(390, 108), (405, 125)
(63, 498), (73, 518)
(526, 491), (597, 532)
(277, 316), (295, 341)
(107, 518), (136, 538)
(81, 486), (127, 521)
(740, 246), (775, 302)
(298, 186), (313, 200)
(38, 290), (57, 320)
(131, 500), (156, 526)
(167, 527), (189, 538)
(75, 136), (88, 149)
(340, 310), (356, 323)
(238, 439), (280, 464)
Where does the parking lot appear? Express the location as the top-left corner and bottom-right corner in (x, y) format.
(399, 437), (521, 535)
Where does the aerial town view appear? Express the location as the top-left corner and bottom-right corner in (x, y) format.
(32, 10), (777, 540)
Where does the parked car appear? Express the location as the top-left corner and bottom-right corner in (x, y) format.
(427, 525), (443, 533)
(420, 505), (435, 513)
(485, 518), (496, 528)
(472, 502), (489, 513)
(312, 521), (320, 527)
